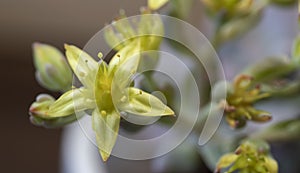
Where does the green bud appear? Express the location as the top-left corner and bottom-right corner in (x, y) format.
(30, 112), (81, 129)
(201, 0), (256, 19)
(33, 43), (72, 92)
(29, 94), (55, 119)
(104, 10), (164, 52)
(215, 12), (261, 45)
(29, 94), (82, 128)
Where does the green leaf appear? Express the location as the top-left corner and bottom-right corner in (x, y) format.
(292, 35), (300, 64)
(48, 88), (94, 117)
(92, 109), (120, 161)
(251, 119), (300, 142)
(148, 0), (169, 10)
(64, 44), (98, 88)
(118, 87), (174, 116)
(242, 57), (296, 84)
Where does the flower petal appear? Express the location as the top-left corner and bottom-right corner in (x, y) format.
(92, 109), (120, 161)
(48, 88), (94, 117)
(64, 44), (98, 88)
(216, 153), (238, 170)
(118, 87), (174, 116)
(108, 40), (141, 75)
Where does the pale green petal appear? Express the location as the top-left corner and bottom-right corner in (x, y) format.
(111, 52), (140, 102)
(48, 88), (94, 117)
(64, 44), (98, 88)
(108, 40), (141, 74)
(138, 11), (164, 50)
(92, 109), (120, 161)
(118, 87), (174, 116)
(264, 157), (278, 173)
(104, 25), (125, 51)
(148, 0), (169, 10)
(216, 153), (238, 169)
(95, 61), (114, 111)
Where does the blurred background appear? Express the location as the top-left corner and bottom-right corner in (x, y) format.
(0, 0), (298, 173)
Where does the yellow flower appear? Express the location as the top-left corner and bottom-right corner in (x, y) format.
(44, 40), (174, 161)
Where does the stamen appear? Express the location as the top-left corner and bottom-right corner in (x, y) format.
(97, 52), (103, 59)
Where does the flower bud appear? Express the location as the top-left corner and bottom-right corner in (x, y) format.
(29, 94), (55, 118)
(33, 43), (72, 92)
(29, 94), (80, 128)
(201, 0), (254, 18)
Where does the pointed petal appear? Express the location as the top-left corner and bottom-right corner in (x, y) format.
(108, 40), (141, 75)
(48, 88), (94, 117)
(64, 44), (98, 88)
(216, 153), (238, 170)
(118, 87), (174, 116)
(92, 109), (120, 161)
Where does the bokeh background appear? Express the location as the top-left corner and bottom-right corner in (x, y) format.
(0, 0), (297, 173)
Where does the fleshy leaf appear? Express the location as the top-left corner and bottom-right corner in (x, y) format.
(64, 44), (98, 88)
(148, 0), (169, 10)
(118, 87), (174, 116)
(48, 88), (94, 117)
(92, 109), (120, 161)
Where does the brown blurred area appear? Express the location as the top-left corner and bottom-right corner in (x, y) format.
(0, 0), (145, 172)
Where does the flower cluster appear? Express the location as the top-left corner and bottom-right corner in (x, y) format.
(215, 140), (278, 173)
(221, 75), (271, 129)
